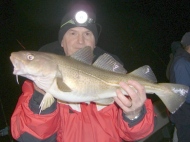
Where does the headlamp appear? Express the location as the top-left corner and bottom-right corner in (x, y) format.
(75, 11), (88, 24)
(60, 11), (95, 28)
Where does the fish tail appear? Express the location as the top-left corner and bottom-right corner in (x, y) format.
(39, 92), (55, 114)
(156, 83), (189, 114)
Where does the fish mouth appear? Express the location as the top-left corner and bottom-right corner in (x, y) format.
(10, 55), (24, 75)
(10, 54), (36, 83)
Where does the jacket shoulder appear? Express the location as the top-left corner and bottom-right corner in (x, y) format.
(39, 41), (65, 55)
(22, 80), (34, 94)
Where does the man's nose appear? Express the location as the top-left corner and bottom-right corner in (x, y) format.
(77, 34), (84, 44)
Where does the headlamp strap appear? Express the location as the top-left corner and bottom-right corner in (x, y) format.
(60, 20), (75, 28)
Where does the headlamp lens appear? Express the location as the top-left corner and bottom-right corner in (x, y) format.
(75, 11), (88, 24)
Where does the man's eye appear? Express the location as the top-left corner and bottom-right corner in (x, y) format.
(85, 32), (90, 36)
(71, 32), (76, 35)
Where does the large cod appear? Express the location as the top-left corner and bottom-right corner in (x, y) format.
(10, 46), (188, 114)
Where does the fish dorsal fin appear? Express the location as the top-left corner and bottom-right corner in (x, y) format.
(93, 53), (127, 74)
(130, 65), (157, 83)
(70, 46), (93, 65)
(56, 77), (72, 92)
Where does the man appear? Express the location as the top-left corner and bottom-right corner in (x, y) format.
(11, 3), (155, 142)
(169, 32), (190, 142)
(166, 41), (182, 80)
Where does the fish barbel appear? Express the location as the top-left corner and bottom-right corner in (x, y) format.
(10, 46), (188, 114)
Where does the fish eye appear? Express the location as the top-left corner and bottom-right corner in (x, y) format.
(27, 54), (34, 60)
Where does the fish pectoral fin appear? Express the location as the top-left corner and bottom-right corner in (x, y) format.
(39, 92), (55, 114)
(56, 77), (72, 92)
(94, 98), (114, 105)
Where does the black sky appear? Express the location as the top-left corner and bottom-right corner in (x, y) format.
(1, 0), (190, 140)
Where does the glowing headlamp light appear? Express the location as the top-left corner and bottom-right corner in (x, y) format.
(60, 11), (95, 28)
(75, 11), (88, 24)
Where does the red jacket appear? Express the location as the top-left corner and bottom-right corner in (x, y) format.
(11, 80), (154, 142)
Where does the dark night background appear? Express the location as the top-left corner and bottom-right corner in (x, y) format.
(1, 0), (190, 141)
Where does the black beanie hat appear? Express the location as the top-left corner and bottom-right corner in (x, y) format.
(58, 8), (98, 44)
(181, 32), (190, 47)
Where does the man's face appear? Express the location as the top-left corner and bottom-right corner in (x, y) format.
(61, 27), (96, 56)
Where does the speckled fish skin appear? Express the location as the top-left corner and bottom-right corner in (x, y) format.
(10, 47), (189, 113)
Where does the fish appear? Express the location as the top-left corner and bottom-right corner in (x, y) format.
(10, 46), (188, 114)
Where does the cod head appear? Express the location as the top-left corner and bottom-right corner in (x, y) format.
(10, 51), (58, 90)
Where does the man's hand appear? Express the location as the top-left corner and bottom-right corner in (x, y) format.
(114, 80), (146, 120)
